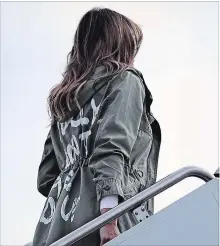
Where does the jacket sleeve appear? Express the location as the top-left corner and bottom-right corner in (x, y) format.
(88, 71), (145, 202)
(37, 130), (60, 197)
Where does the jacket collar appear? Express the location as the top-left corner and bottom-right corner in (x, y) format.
(125, 67), (153, 111)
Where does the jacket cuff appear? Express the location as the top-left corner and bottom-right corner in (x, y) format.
(100, 195), (119, 210)
(96, 178), (124, 202)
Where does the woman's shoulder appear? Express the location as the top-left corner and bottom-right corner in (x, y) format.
(122, 67), (145, 86)
(118, 67), (153, 109)
(109, 67), (146, 96)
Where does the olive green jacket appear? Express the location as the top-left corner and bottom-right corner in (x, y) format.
(33, 66), (161, 246)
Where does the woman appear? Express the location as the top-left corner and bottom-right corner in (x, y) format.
(32, 7), (161, 246)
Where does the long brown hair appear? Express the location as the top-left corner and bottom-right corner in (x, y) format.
(48, 7), (143, 123)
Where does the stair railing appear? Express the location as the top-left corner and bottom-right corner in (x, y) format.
(48, 166), (215, 246)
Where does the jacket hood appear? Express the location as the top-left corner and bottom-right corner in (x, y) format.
(61, 66), (153, 122)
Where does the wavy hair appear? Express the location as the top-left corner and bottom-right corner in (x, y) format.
(48, 7), (143, 123)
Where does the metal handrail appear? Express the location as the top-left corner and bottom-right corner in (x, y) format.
(50, 166), (215, 246)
